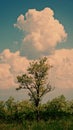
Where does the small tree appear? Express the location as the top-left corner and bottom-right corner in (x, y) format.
(16, 57), (54, 121)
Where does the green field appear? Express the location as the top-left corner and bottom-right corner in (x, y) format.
(0, 117), (73, 130)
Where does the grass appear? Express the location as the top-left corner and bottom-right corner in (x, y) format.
(0, 117), (73, 130)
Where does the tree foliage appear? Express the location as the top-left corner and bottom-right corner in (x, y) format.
(16, 57), (54, 121)
(16, 57), (53, 107)
(0, 95), (73, 123)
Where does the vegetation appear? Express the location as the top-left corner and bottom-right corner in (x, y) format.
(16, 57), (54, 121)
(0, 58), (73, 129)
(0, 95), (73, 130)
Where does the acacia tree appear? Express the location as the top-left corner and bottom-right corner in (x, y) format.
(16, 57), (54, 121)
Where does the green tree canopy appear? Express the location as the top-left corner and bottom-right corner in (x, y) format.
(16, 57), (54, 121)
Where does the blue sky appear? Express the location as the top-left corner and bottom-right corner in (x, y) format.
(0, 0), (73, 101)
(0, 0), (73, 52)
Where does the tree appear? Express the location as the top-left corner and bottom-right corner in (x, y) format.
(0, 101), (5, 120)
(5, 97), (15, 115)
(47, 95), (68, 118)
(16, 57), (54, 121)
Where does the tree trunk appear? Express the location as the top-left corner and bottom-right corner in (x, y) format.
(36, 107), (40, 122)
(35, 98), (40, 122)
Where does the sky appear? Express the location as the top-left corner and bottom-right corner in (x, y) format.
(0, 0), (73, 101)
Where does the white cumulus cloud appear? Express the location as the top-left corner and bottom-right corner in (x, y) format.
(48, 49), (73, 89)
(0, 49), (29, 89)
(0, 64), (15, 89)
(0, 49), (73, 90)
(14, 8), (67, 52)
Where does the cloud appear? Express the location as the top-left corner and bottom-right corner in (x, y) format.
(0, 64), (15, 89)
(14, 8), (67, 52)
(0, 49), (73, 90)
(0, 49), (29, 74)
(0, 49), (29, 89)
(48, 49), (73, 89)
